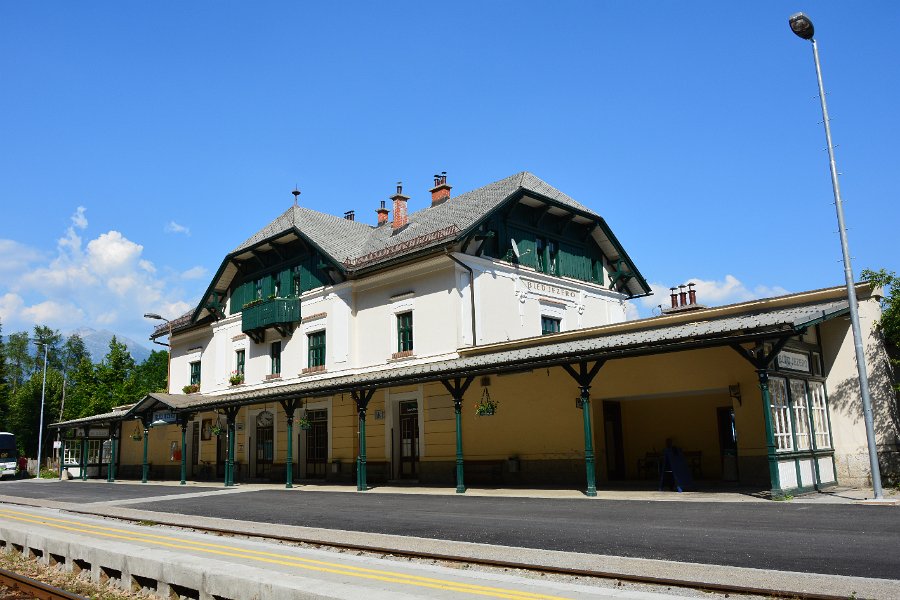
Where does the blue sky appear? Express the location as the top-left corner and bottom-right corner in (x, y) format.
(1, 2), (897, 343)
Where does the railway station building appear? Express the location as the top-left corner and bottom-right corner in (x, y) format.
(52, 172), (898, 496)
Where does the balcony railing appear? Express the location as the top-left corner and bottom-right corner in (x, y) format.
(241, 297), (300, 340)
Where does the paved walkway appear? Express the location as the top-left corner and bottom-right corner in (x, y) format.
(2, 479), (898, 599)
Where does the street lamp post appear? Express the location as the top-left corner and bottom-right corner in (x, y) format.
(789, 12), (884, 499)
(144, 313), (173, 394)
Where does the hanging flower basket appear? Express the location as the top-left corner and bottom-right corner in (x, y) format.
(210, 425), (224, 437)
(298, 417), (311, 431)
(475, 388), (498, 416)
(130, 425), (143, 441)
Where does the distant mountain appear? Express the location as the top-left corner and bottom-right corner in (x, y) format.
(67, 327), (153, 364)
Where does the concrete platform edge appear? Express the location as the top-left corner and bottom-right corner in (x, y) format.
(0, 494), (894, 599)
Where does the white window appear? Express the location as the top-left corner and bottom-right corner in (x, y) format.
(790, 379), (811, 451)
(769, 377), (793, 451)
(809, 381), (832, 448)
(63, 440), (81, 465)
(87, 440), (102, 464)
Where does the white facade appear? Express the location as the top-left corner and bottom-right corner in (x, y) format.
(168, 253), (629, 396)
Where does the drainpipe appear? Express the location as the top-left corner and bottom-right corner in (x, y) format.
(446, 250), (477, 347)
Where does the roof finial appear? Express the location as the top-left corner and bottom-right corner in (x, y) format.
(291, 186), (300, 207)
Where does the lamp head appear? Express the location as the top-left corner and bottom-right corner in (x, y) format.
(143, 312), (163, 320)
(789, 12), (815, 40)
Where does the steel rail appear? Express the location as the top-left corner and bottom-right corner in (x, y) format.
(63, 507), (860, 600)
(0, 566), (87, 600)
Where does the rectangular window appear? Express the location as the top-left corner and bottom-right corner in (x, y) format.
(86, 440), (101, 465)
(308, 331), (326, 368)
(535, 238), (545, 272)
(769, 377), (793, 451)
(397, 312), (413, 353)
(189, 361), (201, 385)
(235, 350), (245, 376)
(255, 278), (263, 300)
(63, 440), (81, 465)
(270, 341), (281, 375)
(790, 379), (811, 451)
(809, 381), (832, 448)
(541, 316), (561, 335)
(547, 240), (558, 275)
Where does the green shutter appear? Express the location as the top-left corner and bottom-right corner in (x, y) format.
(279, 269), (293, 297)
(507, 227), (538, 269)
(558, 242), (591, 281)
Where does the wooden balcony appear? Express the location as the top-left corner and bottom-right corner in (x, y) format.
(241, 297), (300, 342)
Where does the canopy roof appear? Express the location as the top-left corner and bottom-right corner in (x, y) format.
(58, 285), (857, 430)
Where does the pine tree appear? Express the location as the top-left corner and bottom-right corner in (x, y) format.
(6, 332), (31, 392)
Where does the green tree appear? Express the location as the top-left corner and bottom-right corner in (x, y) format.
(861, 269), (900, 350)
(0, 319), (8, 430)
(65, 357), (98, 420)
(9, 368), (64, 460)
(6, 332), (31, 392)
(92, 336), (137, 414)
(130, 349), (168, 395)
(61, 333), (89, 379)
(32, 325), (63, 372)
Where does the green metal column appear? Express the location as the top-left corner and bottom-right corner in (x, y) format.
(180, 421), (187, 485)
(79, 437), (86, 480)
(580, 386), (597, 497)
(454, 400), (466, 494)
(357, 409), (367, 491)
(141, 423), (150, 483)
(109, 435), (117, 482)
(757, 369), (781, 493)
(227, 421), (236, 486)
(285, 414), (294, 488)
(106, 436), (114, 482)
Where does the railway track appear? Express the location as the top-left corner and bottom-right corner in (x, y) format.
(0, 567), (86, 600)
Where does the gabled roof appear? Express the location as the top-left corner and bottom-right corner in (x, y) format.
(162, 172), (649, 336)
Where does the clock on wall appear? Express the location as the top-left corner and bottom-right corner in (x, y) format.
(256, 410), (274, 427)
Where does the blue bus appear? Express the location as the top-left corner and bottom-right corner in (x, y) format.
(0, 432), (17, 479)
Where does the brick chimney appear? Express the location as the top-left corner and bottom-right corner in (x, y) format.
(392, 182), (409, 230)
(430, 171), (451, 206)
(376, 200), (389, 226)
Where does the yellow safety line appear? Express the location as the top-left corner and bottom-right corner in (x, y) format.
(0, 509), (571, 600)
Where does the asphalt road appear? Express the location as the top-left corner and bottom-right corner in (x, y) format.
(0, 480), (209, 503)
(3, 481), (898, 580)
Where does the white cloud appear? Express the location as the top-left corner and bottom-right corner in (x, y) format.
(0, 206), (198, 340)
(637, 275), (789, 317)
(0, 240), (44, 274)
(21, 300), (84, 326)
(164, 221), (190, 235)
(71, 206), (88, 230)
(0, 293), (25, 323)
(181, 266), (207, 280)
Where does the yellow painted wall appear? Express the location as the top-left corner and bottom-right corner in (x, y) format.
(619, 393), (730, 479)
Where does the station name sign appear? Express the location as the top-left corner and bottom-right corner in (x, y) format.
(777, 350), (810, 373)
(152, 410), (177, 425)
(522, 279), (578, 300)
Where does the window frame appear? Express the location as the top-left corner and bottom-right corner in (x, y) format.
(768, 377), (794, 452)
(189, 361), (201, 385)
(270, 341), (282, 375)
(308, 330), (326, 368)
(235, 349), (245, 376)
(397, 311), (414, 353)
(541, 316), (561, 335)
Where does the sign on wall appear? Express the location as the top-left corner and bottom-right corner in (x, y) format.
(152, 410), (177, 425)
(777, 350), (810, 373)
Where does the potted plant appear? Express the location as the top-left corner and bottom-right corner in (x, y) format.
(298, 416), (311, 431)
(183, 383), (200, 394)
(210, 424), (223, 437)
(229, 371), (244, 386)
(474, 389), (498, 416)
